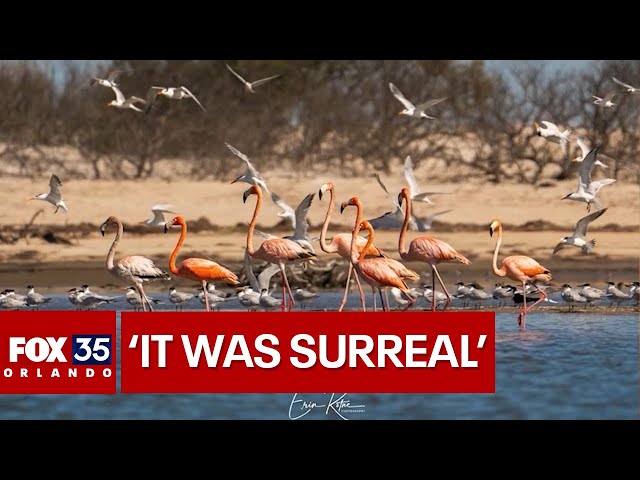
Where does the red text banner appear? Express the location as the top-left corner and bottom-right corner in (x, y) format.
(121, 312), (495, 394)
(0, 311), (117, 394)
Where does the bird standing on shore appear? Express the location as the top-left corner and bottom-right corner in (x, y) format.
(26, 285), (52, 309)
(30, 174), (68, 214)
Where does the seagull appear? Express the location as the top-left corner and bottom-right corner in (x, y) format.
(143, 204), (177, 227)
(267, 192), (316, 254)
(553, 208), (607, 255)
(226, 63), (281, 93)
(25, 285), (52, 309)
(612, 77), (639, 94)
(90, 69), (128, 88)
(534, 121), (572, 153)
(562, 147), (616, 212)
(413, 210), (453, 232)
(293, 288), (320, 309)
(106, 86), (146, 112)
(169, 286), (195, 311)
(368, 173), (418, 230)
(403, 155), (450, 204)
(389, 82), (446, 119)
(225, 142), (270, 193)
(592, 92), (618, 108)
(560, 284), (588, 310)
(145, 86), (206, 113)
(30, 174), (68, 213)
(572, 136), (609, 168)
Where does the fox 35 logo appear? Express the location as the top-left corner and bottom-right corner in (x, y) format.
(4, 334), (114, 385)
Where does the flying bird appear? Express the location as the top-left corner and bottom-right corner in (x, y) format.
(413, 209), (453, 232)
(534, 121), (571, 153)
(90, 69), (128, 88)
(145, 86), (206, 113)
(572, 136), (610, 168)
(403, 155), (450, 204)
(553, 208), (607, 255)
(268, 192), (316, 254)
(225, 63), (281, 93)
(142, 204), (177, 227)
(592, 92), (618, 108)
(389, 82), (446, 119)
(106, 86), (146, 112)
(612, 76), (639, 94)
(30, 174), (68, 213)
(368, 173), (418, 231)
(562, 147), (616, 212)
(225, 142), (270, 193)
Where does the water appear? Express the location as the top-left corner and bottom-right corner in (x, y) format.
(0, 292), (637, 420)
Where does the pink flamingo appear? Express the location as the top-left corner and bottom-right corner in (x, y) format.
(398, 186), (471, 311)
(243, 183), (316, 311)
(341, 197), (419, 311)
(489, 218), (552, 331)
(318, 182), (387, 312)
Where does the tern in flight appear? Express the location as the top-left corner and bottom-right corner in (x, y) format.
(612, 76), (639, 94)
(226, 142), (270, 193)
(389, 82), (447, 119)
(30, 174), (68, 213)
(562, 147), (616, 212)
(226, 63), (281, 93)
(553, 208), (607, 255)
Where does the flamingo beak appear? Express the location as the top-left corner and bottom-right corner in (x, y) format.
(164, 224), (169, 234)
(318, 189), (323, 201)
(489, 226), (494, 237)
(397, 193), (403, 207)
(242, 190), (251, 203)
(340, 202), (347, 214)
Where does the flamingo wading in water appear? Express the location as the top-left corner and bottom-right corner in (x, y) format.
(164, 215), (240, 312)
(397, 187), (471, 311)
(489, 218), (552, 331)
(100, 216), (170, 312)
(318, 182), (387, 311)
(243, 183), (316, 311)
(341, 197), (419, 312)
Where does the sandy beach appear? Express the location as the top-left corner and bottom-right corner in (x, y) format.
(0, 172), (637, 293)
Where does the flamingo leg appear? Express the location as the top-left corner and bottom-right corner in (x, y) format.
(135, 283), (151, 312)
(379, 289), (386, 312)
(432, 266), (452, 311)
(281, 281), (287, 311)
(339, 263), (353, 312)
(354, 269), (366, 312)
(201, 280), (211, 312)
(525, 284), (548, 314)
(402, 290), (415, 311)
(280, 263), (295, 312)
(384, 289), (390, 312)
(431, 267), (436, 311)
(372, 286), (377, 312)
(519, 281), (527, 331)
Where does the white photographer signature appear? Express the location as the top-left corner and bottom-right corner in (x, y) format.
(288, 393), (366, 420)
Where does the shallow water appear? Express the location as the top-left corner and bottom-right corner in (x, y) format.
(0, 292), (637, 419)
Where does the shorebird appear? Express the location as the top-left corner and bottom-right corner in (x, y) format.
(225, 63), (281, 93)
(414, 210), (453, 232)
(389, 82), (446, 119)
(466, 283), (492, 308)
(627, 282), (639, 305)
(142, 204), (177, 228)
(572, 136), (610, 168)
(25, 285), (52, 309)
(0, 291), (28, 309)
(492, 283), (515, 307)
(67, 288), (81, 310)
(423, 287), (448, 309)
(293, 288), (319, 309)
(90, 69), (128, 89)
(265, 192), (317, 254)
(240, 249), (280, 311)
(562, 147), (616, 212)
(259, 288), (281, 311)
(398, 187), (470, 311)
(145, 86), (206, 113)
(553, 208), (607, 255)
(226, 142), (270, 194)
(369, 173), (418, 231)
(612, 77), (639, 94)
(76, 285), (119, 310)
(403, 156), (450, 205)
(125, 286), (162, 311)
(592, 92), (617, 108)
(576, 283), (607, 306)
(454, 281), (472, 306)
(534, 120), (571, 153)
(165, 215), (240, 312)
(489, 218), (552, 330)
(605, 281), (632, 307)
(106, 86), (146, 112)
(100, 216), (171, 312)
(169, 286), (195, 311)
(30, 174), (68, 213)
(198, 283), (234, 311)
(560, 284), (588, 310)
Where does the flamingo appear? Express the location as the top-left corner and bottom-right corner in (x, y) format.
(318, 182), (387, 311)
(100, 216), (171, 312)
(489, 218), (552, 331)
(397, 187), (471, 312)
(243, 183), (316, 311)
(164, 215), (240, 312)
(341, 197), (419, 312)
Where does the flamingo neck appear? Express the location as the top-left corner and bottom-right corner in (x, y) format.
(350, 218), (362, 265)
(106, 221), (123, 272)
(399, 190), (411, 256)
(169, 222), (187, 275)
(246, 187), (262, 256)
(359, 223), (375, 262)
(492, 223), (507, 277)
(319, 187), (338, 254)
